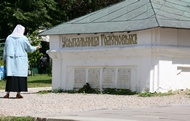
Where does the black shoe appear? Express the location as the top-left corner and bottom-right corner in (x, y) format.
(16, 94), (23, 99)
(3, 94), (9, 98)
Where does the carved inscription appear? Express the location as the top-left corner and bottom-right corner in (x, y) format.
(62, 34), (137, 48)
(62, 36), (99, 47)
(73, 67), (132, 89)
(102, 68), (115, 88)
(74, 68), (86, 88)
(117, 68), (131, 89)
(88, 68), (100, 88)
(101, 34), (137, 46)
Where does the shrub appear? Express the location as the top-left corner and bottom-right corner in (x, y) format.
(102, 88), (136, 95)
(27, 31), (43, 68)
(78, 83), (98, 93)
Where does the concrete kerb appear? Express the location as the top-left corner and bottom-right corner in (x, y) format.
(35, 116), (137, 121)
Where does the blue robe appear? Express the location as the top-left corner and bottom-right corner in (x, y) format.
(3, 35), (36, 77)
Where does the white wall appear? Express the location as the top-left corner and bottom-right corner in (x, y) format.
(156, 29), (190, 92)
(47, 28), (190, 92)
(58, 48), (145, 92)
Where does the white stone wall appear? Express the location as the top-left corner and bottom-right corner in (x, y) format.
(47, 28), (190, 92)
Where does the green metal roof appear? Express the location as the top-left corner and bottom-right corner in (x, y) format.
(39, 0), (190, 35)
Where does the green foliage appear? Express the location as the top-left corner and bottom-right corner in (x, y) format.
(39, 83), (136, 95)
(0, 80), (6, 90)
(0, 0), (123, 39)
(138, 91), (173, 97)
(78, 83), (98, 93)
(0, 43), (5, 60)
(27, 31), (43, 67)
(0, 60), (4, 66)
(0, 0), (57, 38)
(51, 88), (76, 94)
(0, 116), (34, 121)
(52, 88), (65, 93)
(38, 90), (52, 94)
(102, 88), (136, 95)
(55, 0), (123, 21)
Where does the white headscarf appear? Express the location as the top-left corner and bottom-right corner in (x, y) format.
(9, 24), (25, 37)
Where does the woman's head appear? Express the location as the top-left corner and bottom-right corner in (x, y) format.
(9, 24), (25, 37)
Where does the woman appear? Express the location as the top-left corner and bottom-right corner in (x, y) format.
(3, 24), (40, 99)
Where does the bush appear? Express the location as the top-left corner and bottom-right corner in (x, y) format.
(78, 83), (98, 93)
(102, 88), (136, 95)
(27, 31), (43, 67)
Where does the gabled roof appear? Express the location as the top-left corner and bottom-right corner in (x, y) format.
(39, 0), (190, 35)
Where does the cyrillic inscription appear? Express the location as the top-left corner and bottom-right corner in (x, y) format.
(62, 34), (137, 48)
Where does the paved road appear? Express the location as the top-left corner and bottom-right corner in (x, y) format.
(46, 104), (190, 121)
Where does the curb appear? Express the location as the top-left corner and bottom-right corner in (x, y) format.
(34, 116), (136, 121)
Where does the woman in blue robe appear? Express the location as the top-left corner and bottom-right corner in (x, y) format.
(3, 24), (41, 98)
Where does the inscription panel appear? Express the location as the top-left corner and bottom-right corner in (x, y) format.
(62, 34), (137, 48)
(102, 68), (115, 88)
(117, 68), (131, 89)
(74, 68), (86, 88)
(88, 68), (100, 88)
(73, 67), (132, 89)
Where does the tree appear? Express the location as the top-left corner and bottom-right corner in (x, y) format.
(55, 0), (124, 21)
(0, 0), (57, 39)
(0, 0), (123, 39)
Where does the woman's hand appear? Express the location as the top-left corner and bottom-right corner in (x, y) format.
(36, 46), (41, 49)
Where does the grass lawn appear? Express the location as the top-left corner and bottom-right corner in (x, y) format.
(0, 116), (35, 121)
(0, 74), (52, 90)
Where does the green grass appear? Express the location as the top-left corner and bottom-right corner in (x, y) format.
(0, 79), (6, 90)
(0, 116), (35, 121)
(0, 74), (52, 90)
(138, 91), (173, 97)
(27, 74), (52, 88)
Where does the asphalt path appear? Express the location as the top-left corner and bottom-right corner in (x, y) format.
(46, 104), (190, 121)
